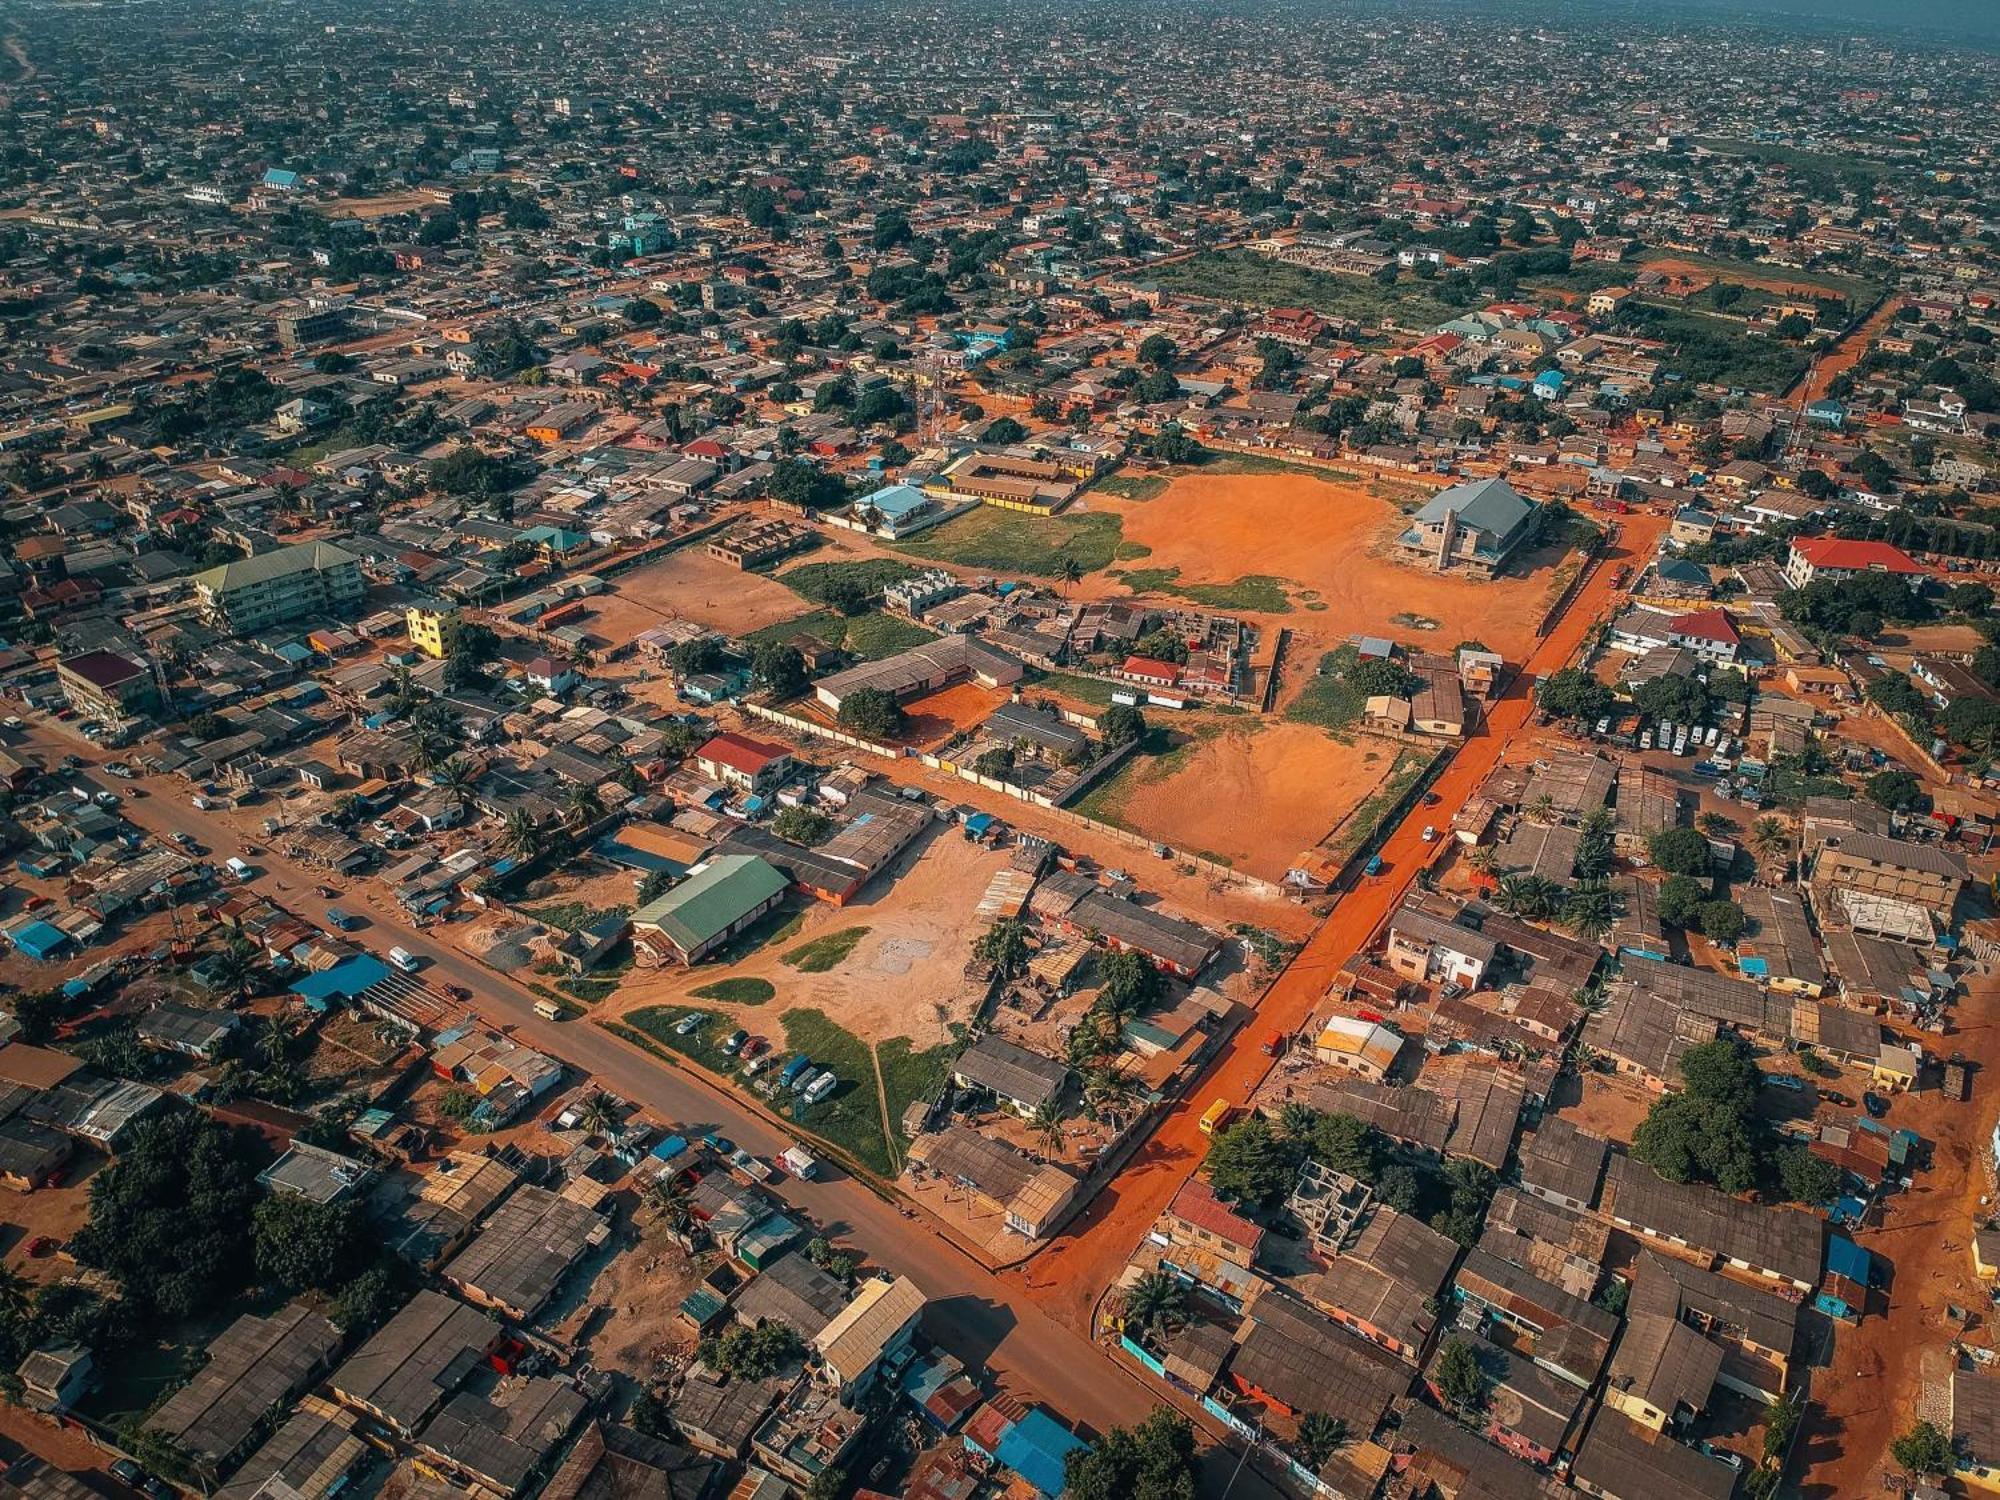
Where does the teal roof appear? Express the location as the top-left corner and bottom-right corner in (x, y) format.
(519, 525), (589, 553)
(632, 855), (787, 952)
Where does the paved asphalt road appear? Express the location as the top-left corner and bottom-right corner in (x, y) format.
(27, 725), (1293, 1497)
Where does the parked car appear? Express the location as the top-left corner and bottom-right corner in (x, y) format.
(742, 1037), (770, 1059)
(1765, 1073), (1806, 1092)
(1421, 825), (1437, 842)
(721, 1028), (749, 1055)
(673, 1013), (702, 1037)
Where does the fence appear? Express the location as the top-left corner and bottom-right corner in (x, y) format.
(741, 700), (905, 761)
(919, 737), (1137, 812)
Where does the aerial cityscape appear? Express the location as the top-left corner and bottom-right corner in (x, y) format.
(0, 1), (1993, 1497)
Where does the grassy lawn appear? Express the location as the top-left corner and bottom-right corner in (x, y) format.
(740, 607), (935, 660)
(1093, 472), (1169, 501)
(1150, 250), (1458, 330)
(777, 558), (921, 608)
(1069, 721), (1227, 829)
(876, 1033), (958, 1142)
(771, 1008), (893, 1173)
(559, 971), (624, 1004)
(1624, 306), (1810, 393)
(1025, 669), (1118, 707)
(1689, 137), (1890, 186)
(1285, 645), (1370, 733)
(1113, 565), (1291, 613)
(890, 504), (1146, 576)
(781, 926), (869, 974)
(690, 977), (776, 1005)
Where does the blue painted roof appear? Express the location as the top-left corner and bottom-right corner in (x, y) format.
(859, 482), (930, 519)
(290, 953), (390, 1002)
(995, 1409), (1086, 1497)
(11, 920), (68, 958)
(263, 168), (300, 188)
(1826, 1235), (1869, 1282)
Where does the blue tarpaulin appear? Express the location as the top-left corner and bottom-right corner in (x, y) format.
(290, 954), (391, 1005)
(995, 1409), (1086, 1498)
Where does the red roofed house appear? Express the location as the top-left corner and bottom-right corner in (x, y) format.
(1118, 655), (1183, 689)
(694, 732), (794, 794)
(1666, 608), (1742, 665)
(1158, 1177), (1263, 1270)
(1784, 537), (1925, 590)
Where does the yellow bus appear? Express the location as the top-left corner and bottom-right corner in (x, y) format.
(1199, 1098), (1238, 1136)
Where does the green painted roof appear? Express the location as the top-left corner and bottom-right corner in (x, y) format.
(194, 539), (358, 594)
(632, 854), (787, 952)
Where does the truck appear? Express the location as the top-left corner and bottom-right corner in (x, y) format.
(325, 907), (358, 931)
(780, 1145), (819, 1180)
(224, 856), (253, 882)
(1200, 1097), (1240, 1136)
(387, 946), (422, 973)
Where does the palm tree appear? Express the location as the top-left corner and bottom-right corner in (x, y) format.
(1277, 1100), (1319, 1146)
(1122, 1270), (1186, 1339)
(1029, 1099), (1066, 1161)
(257, 1014), (293, 1068)
(644, 1175), (698, 1238)
(1083, 1066), (1140, 1125)
(575, 1090), (620, 1139)
(435, 756), (479, 810)
(1752, 816), (1790, 866)
(1295, 1413), (1351, 1470)
(1464, 843), (1498, 877)
(209, 940), (258, 1000)
(1561, 878), (1623, 941)
(1695, 810), (1735, 839)
(1059, 557), (1083, 598)
(1493, 874), (1559, 920)
(0, 1265), (33, 1330)
(1526, 792), (1557, 825)
(564, 781), (604, 831)
(505, 808), (543, 862)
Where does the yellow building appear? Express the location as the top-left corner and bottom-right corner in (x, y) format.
(406, 603), (463, 659)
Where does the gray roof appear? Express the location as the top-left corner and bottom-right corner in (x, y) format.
(416, 1378), (587, 1494)
(1412, 476), (1535, 537)
(194, 539), (357, 594)
(732, 1250), (853, 1341)
(330, 1290), (500, 1435)
(443, 1185), (610, 1319)
(146, 1305), (342, 1468)
(951, 1034), (1069, 1110)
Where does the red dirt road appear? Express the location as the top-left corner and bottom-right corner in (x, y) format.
(1012, 510), (1669, 1317)
(1794, 294), (1905, 407)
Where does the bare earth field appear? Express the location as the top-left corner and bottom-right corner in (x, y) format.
(1093, 471), (1557, 658)
(901, 680), (1012, 746)
(610, 828), (1000, 1046)
(602, 545), (813, 638)
(1086, 720), (1396, 881)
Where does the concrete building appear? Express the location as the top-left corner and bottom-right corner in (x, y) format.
(194, 541), (365, 634)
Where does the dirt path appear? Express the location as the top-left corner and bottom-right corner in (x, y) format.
(1791, 293), (1905, 406)
(870, 1042), (902, 1174)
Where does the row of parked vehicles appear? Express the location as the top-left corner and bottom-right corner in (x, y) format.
(670, 1013), (841, 1103)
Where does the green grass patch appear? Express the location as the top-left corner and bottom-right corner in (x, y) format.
(1690, 137), (1890, 186)
(741, 609), (842, 649)
(622, 1005), (720, 1064)
(876, 1034), (958, 1139)
(741, 608), (935, 661)
(890, 505), (1145, 576)
(777, 558), (922, 609)
(781, 926), (869, 974)
(1285, 645), (1370, 734)
(1093, 472), (1169, 501)
(1112, 564), (1291, 613)
(559, 975), (621, 1005)
(690, 976), (777, 1006)
(1024, 670), (1118, 708)
(1150, 250), (1457, 331)
(524, 901), (630, 934)
(1623, 305), (1810, 393)
(1332, 749), (1433, 856)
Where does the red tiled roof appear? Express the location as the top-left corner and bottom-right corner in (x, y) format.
(1792, 537), (1923, 574)
(1121, 655), (1182, 681)
(1168, 1177), (1263, 1251)
(1667, 608), (1740, 645)
(696, 732), (789, 776)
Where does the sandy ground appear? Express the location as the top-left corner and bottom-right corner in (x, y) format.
(1093, 471), (1560, 658)
(1095, 721), (1399, 881)
(604, 544), (815, 638)
(902, 681), (1013, 745)
(1640, 256), (1858, 302)
(1797, 294), (1905, 405)
(611, 828), (1000, 1046)
(322, 189), (450, 220)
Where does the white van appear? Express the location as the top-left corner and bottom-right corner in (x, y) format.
(224, 856), (253, 882)
(388, 946), (422, 973)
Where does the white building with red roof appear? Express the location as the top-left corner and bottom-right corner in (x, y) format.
(1666, 608), (1742, 665)
(1783, 537), (1925, 590)
(694, 732), (794, 793)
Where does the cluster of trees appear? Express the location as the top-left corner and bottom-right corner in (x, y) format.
(837, 686), (905, 739)
(1779, 571), (1930, 641)
(1064, 1409), (1202, 1500)
(149, 368), (284, 447)
(1629, 1040), (1839, 1206)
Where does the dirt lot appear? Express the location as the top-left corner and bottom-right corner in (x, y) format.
(901, 681), (1013, 746)
(1084, 720), (1399, 882)
(1089, 470), (1561, 659)
(323, 189), (447, 220)
(609, 827), (1001, 1046)
(601, 543), (817, 639)
(1639, 256), (1861, 302)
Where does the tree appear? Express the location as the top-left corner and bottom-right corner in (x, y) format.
(252, 1194), (367, 1293)
(1493, 873), (1561, 920)
(1561, 878), (1622, 940)
(1097, 949), (1165, 1018)
(1065, 1409), (1200, 1500)
(1868, 673), (1930, 718)
(974, 919), (1031, 979)
(1698, 899), (1746, 945)
(704, 1322), (803, 1380)
(1122, 1271), (1186, 1339)
(333, 1261), (415, 1335)
(71, 1110), (261, 1318)
(1029, 1098), (1067, 1159)
(973, 745), (1017, 780)
(563, 781), (604, 830)
(1866, 769), (1924, 811)
(1776, 1143), (1841, 1206)
(504, 807), (543, 862)
(751, 642), (809, 699)
(434, 756), (479, 809)
(1537, 667), (1614, 724)
(1431, 1337), (1487, 1413)
(773, 806), (835, 846)
(1295, 1413), (1350, 1470)
(10, 990), (64, 1046)
(1309, 1111), (1382, 1181)
(1204, 1117), (1295, 1205)
(1890, 1420), (1954, 1478)
(837, 687), (905, 739)
(1648, 826), (1712, 876)
(984, 416), (1028, 445)
(1099, 703), (1147, 746)
(1657, 873), (1708, 928)
(1751, 817), (1791, 867)
(1632, 1039), (1765, 1194)
(1137, 334), (1178, 369)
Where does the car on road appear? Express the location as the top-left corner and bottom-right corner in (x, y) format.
(109, 1462), (148, 1490)
(1819, 1089), (1855, 1108)
(171, 831), (201, 850)
(444, 984), (472, 1001)
(2, 716), (19, 730)
(26, 1235), (58, 1258)
(325, 908), (359, 931)
(315, 884), (341, 899)
(388, 946), (423, 973)
(1420, 825), (1437, 842)
(1863, 1091), (1891, 1118)
(673, 1013), (702, 1036)
(702, 1131), (735, 1155)
(1364, 854), (1385, 876)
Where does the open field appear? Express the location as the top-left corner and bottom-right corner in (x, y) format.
(1090, 469), (1559, 656)
(322, 188), (445, 219)
(899, 679), (1013, 744)
(890, 502), (1144, 575)
(602, 544), (811, 636)
(1072, 719), (1398, 879)
(1149, 249), (1458, 329)
(1637, 253), (1879, 303)
(743, 607), (936, 660)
